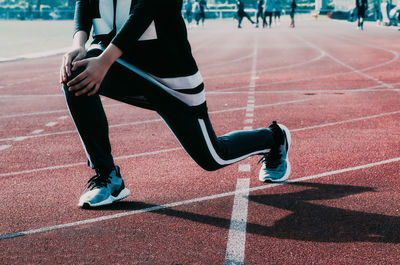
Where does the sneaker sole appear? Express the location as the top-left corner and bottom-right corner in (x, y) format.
(78, 188), (131, 208)
(259, 123), (291, 182)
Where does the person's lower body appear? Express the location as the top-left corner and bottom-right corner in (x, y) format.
(256, 11), (263, 27)
(186, 12), (192, 24)
(244, 12), (255, 24)
(290, 12), (295, 28)
(237, 15), (243, 28)
(263, 12), (273, 28)
(274, 12), (281, 25)
(199, 12), (205, 26)
(357, 9), (365, 30)
(63, 49), (290, 207)
(195, 13), (200, 26)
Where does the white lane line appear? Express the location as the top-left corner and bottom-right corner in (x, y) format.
(0, 99), (310, 143)
(0, 103), (124, 120)
(225, 178), (250, 265)
(0, 94), (62, 98)
(296, 34), (396, 89)
(238, 37), (258, 174)
(2, 109), (399, 177)
(238, 164), (251, 172)
(31, 129), (44, 135)
(14, 137), (28, 142)
(45, 122), (58, 127)
(0, 47), (68, 63)
(1, 156), (399, 241)
(291, 110), (400, 132)
(0, 147), (181, 178)
(245, 106), (254, 112)
(204, 48), (326, 80)
(336, 34), (400, 73)
(0, 145), (11, 151)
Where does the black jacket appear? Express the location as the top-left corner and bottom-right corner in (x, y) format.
(74, 0), (205, 107)
(74, 0), (199, 78)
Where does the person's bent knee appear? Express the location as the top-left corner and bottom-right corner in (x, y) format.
(62, 66), (86, 96)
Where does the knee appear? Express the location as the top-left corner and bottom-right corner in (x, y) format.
(193, 157), (224, 171)
(62, 66), (85, 97)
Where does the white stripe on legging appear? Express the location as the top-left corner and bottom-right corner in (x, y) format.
(88, 44), (206, 107)
(198, 119), (269, 166)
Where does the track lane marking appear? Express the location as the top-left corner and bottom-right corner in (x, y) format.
(1, 109), (399, 177)
(31, 129), (44, 134)
(1, 104), (396, 144)
(295, 34), (398, 89)
(203, 48), (326, 80)
(238, 37), (258, 173)
(1, 156), (399, 241)
(291, 110), (400, 132)
(45, 122), (58, 127)
(0, 147), (181, 178)
(0, 103), (123, 119)
(0, 145), (11, 151)
(0, 99), (310, 142)
(225, 178), (250, 265)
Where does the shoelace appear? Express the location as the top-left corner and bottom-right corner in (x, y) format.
(258, 148), (282, 169)
(85, 173), (111, 190)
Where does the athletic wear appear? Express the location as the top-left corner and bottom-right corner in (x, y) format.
(75, 0), (200, 81)
(64, 52), (274, 171)
(65, 0), (288, 189)
(258, 122), (291, 182)
(78, 166), (130, 208)
(356, 0), (368, 29)
(263, 0), (275, 28)
(256, 0), (264, 26)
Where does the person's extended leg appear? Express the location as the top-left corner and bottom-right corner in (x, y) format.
(155, 100), (291, 181)
(156, 102), (274, 171)
(238, 15), (243, 28)
(245, 12), (255, 24)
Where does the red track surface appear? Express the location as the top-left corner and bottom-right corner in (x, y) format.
(1, 19), (399, 264)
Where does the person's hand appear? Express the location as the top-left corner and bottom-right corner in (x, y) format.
(60, 47), (87, 83)
(66, 56), (112, 96)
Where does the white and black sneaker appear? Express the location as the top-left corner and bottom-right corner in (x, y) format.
(78, 166), (130, 208)
(258, 121), (291, 182)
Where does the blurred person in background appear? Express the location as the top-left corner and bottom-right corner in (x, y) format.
(237, 0), (255, 28)
(273, 0), (282, 25)
(184, 0), (193, 24)
(198, 0), (207, 26)
(263, 0), (275, 28)
(255, 0), (265, 28)
(356, 0), (368, 30)
(290, 0), (296, 28)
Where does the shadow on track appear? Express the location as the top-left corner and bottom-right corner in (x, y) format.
(89, 182), (399, 243)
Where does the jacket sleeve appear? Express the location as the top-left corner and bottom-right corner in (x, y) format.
(73, 0), (92, 37)
(111, 0), (156, 53)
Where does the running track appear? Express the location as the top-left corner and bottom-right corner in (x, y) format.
(1, 18), (399, 264)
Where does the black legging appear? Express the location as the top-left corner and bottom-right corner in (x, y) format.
(263, 11), (273, 27)
(63, 49), (275, 173)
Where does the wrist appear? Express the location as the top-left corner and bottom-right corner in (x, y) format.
(99, 44), (123, 67)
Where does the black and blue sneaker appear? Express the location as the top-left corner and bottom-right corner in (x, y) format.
(258, 121), (291, 182)
(78, 166), (130, 208)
